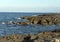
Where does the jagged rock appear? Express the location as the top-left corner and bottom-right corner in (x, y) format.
(53, 18), (60, 24)
(0, 32), (60, 42)
(29, 17), (42, 24)
(21, 14), (60, 25)
(43, 16), (53, 25)
(30, 17), (35, 23)
(33, 17), (41, 24)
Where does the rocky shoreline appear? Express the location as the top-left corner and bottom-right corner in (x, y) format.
(0, 14), (60, 42)
(21, 14), (60, 25)
(0, 14), (60, 26)
(0, 31), (60, 42)
(7, 14), (60, 25)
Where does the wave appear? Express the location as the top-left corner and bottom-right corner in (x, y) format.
(17, 17), (21, 19)
(1, 22), (5, 24)
(1, 21), (12, 24)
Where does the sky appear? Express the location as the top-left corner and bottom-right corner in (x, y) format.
(0, 0), (60, 12)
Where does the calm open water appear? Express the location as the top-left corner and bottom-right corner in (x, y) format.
(0, 12), (60, 36)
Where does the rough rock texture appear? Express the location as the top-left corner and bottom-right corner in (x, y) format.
(21, 14), (60, 25)
(0, 31), (60, 42)
(0, 14), (60, 25)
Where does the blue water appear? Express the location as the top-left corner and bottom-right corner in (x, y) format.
(0, 12), (60, 36)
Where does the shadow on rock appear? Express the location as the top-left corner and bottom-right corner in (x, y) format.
(22, 36), (34, 42)
(22, 35), (39, 42)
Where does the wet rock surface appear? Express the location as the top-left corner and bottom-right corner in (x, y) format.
(0, 31), (60, 42)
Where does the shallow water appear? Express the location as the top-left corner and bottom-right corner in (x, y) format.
(0, 12), (60, 36)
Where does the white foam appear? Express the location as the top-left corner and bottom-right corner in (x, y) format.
(2, 22), (5, 24)
(17, 18), (21, 19)
(9, 21), (12, 23)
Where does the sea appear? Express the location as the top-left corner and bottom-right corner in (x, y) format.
(0, 12), (60, 36)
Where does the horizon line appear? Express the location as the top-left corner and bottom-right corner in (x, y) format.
(0, 12), (60, 13)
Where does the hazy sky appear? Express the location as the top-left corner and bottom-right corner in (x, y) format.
(0, 0), (60, 12)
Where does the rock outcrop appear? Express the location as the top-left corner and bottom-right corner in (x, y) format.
(0, 31), (60, 42)
(0, 14), (60, 25)
(21, 14), (60, 25)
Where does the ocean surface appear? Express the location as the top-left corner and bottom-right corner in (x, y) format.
(0, 12), (60, 36)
